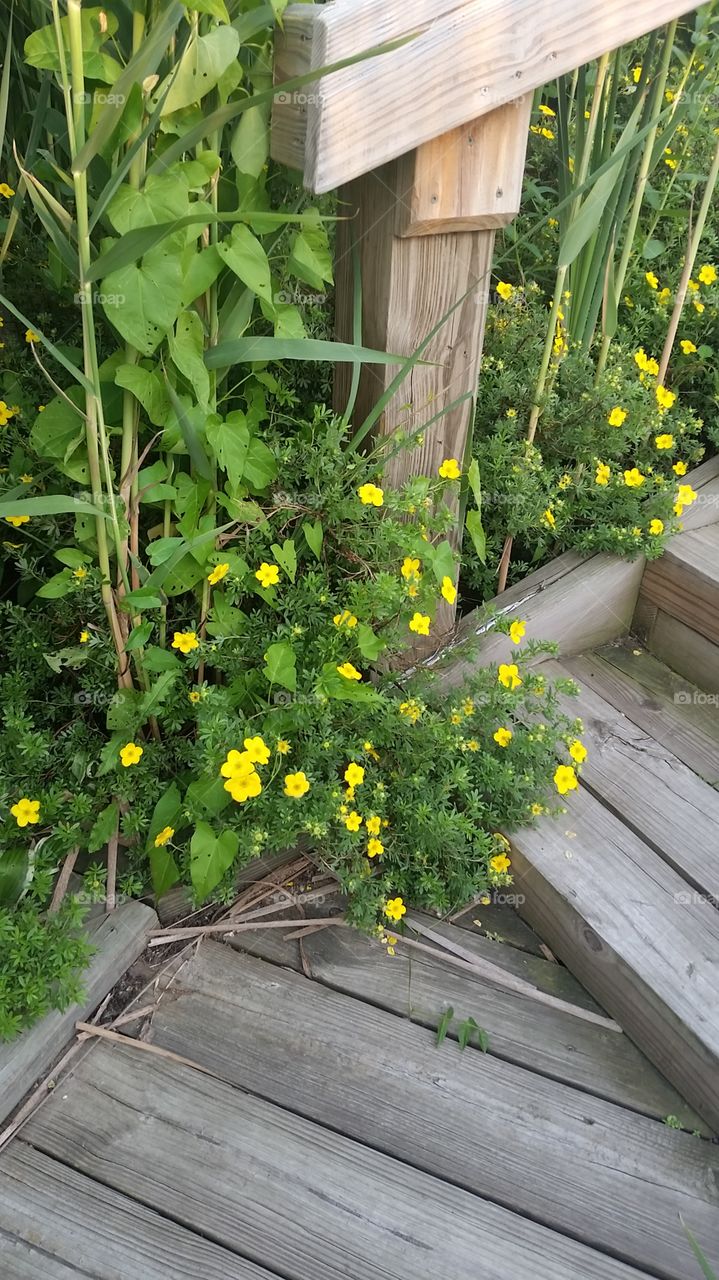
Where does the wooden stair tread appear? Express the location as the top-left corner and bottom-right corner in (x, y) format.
(141, 940), (719, 1280)
(227, 908), (705, 1129)
(641, 522), (719, 646)
(507, 782), (719, 1130)
(567, 642), (719, 785)
(543, 656), (719, 897)
(21, 1040), (661, 1280)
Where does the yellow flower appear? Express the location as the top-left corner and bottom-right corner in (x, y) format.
(509, 619), (526, 645)
(409, 611), (430, 636)
(541, 507), (555, 528)
(623, 468), (645, 488)
(363, 815), (381, 837)
(645, 271), (659, 290)
(333, 609), (358, 628)
(384, 896), (406, 922)
(337, 661), (362, 681)
(568, 739), (587, 764)
(172, 630), (199, 655)
(255, 562), (279, 588)
(655, 434), (674, 450)
(649, 519), (664, 535)
(364, 740), (380, 761)
(547, 218), (558, 230)
(5, 515), (29, 527)
(672, 461), (688, 476)
(277, 739), (291, 755)
(493, 727), (513, 748)
(607, 406), (627, 427)
(688, 279), (699, 292)
(506, 406), (518, 416)
(401, 557), (421, 581)
(677, 483), (697, 508)
(498, 663), (522, 691)
(698, 264), (717, 286)
(554, 764), (578, 795)
(19, 474), (33, 484)
(664, 157), (677, 170)
(450, 712), (462, 725)
(344, 811), (362, 832)
(25, 328), (40, 343)
(438, 457), (461, 479)
(79, 629), (90, 643)
(10, 797), (40, 827)
(558, 473), (572, 490)
(693, 299), (705, 314)
(358, 482), (384, 506)
(399, 699), (421, 723)
(496, 281), (513, 301)
(595, 462), (611, 486)
(120, 742), (143, 767)
(73, 566), (87, 580)
(490, 853), (511, 874)
(655, 385), (676, 412)
(658, 287), (671, 305)
(462, 698), (475, 716)
(244, 735), (270, 766)
(632, 65), (642, 83)
(539, 103), (556, 117)
(154, 826), (174, 847)
(220, 749), (255, 779)
(284, 771), (310, 797)
(680, 339), (697, 355)
(0, 182), (15, 197)
(188, 690), (201, 703)
(207, 562), (230, 585)
(225, 771), (262, 803)
(344, 762), (365, 788)
(530, 802), (544, 816)
(367, 837), (384, 858)
(440, 575), (457, 605)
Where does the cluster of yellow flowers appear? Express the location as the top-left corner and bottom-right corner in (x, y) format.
(219, 736), (309, 803)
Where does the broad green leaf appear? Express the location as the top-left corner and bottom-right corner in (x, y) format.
(435, 1006), (454, 1047)
(466, 459), (482, 512)
(244, 437), (277, 490)
(146, 783), (182, 851)
(263, 641), (297, 692)
(35, 571), (73, 600)
(185, 0), (230, 17)
(288, 215), (333, 291)
(139, 672), (177, 720)
(88, 801), (119, 855)
(169, 310), (210, 407)
(316, 663), (381, 703)
(217, 223), (272, 303)
(120, 589), (165, 612)
(115, 364), (171, 425)
(186, 773), (231, 818)
(102, 246), (185, 355)
(641, 237), (665, 260)
(125, 622), (154, 651)
(163, 382), (212, 480)
(24, 8), (119, 75)
(0, 850), (30, 908)
(150, 844), (180, 899)
(272, 303), (306, 340)
(181, 245), (223, 307)
(302, 519), (323, 560)
(206, 338), (408, 369)
(55, 547), (90, 569)
(270, 538), (297, 583)
(466, 509), (486, 565)
(427, 540), (456, 585)
(356, 623), (385, 662)
(231, 103), (269, 179)
(144, 646), (182, 673)
(154, 27), (240, 116)
(190, 822), (239, 901)
(206, 410), (250, 488)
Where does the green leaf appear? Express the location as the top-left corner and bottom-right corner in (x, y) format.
(302, 519), (323, 560)
(263, 641), (297, 692)
(476, 1026), (490, 1053)
(88, 801), (119, 855)
(146, 783), (182, 850)
(466, 510), (486, 565)
(186, 773), (231, 818)
(244, 437), (277, 490)
(54, 547), (90, 569)
(316, 663), (381, 704)
(163, 380), (212, 480)
(466, 459), (482, 512)
(119, 589), (165, 611)
(24, 8), (119, 74)
(0, 495), (106, 521)
(680, 1220), (718, 1280)
(288, 214), (333, 291)
(641, 237), (665, 260)
(206, 410), (250, 488)
(169, 310), (210, 407)
(115, 364), (170, 426)
(139, 672), (177, 720)
(435, 1006), (454, 1047)
(125, 622), (154, 651)
(143, 646), (182, 673)
(150, 844), (180, 900)
(231, 103), (269, 179)
(206, 338), (408, 369)
(102, 245), (185, 355)
(427, 540), (456, 585)
(270, 538), (297, 583)
(217, 223), (273, 303)
(356, 623), (385, 662)
(36, 571), (73, 600)
(190, 821), (239, 901)
(0, 850), (30, 908)
(187, 0), (230, 18)
(153, 26), (240, 117)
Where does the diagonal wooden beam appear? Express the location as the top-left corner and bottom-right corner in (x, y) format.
(272, 0), (695, 192)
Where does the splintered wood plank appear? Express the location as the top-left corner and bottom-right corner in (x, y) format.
(566, 644), (719, 785)
(0, 1144), (272, 1280)
(0, 900), (156, 1125)
(148, 941), (719, 1280)
(21, 1042), (662, 1280)
(541, 656), (719, 898)
(439, 898), (547, 955)
(641, 524), (719, 646)
(507, 786), (719, 1130)
(228, 917), (705, 1129)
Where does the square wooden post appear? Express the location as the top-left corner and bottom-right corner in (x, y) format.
(333, 100), (531, 649)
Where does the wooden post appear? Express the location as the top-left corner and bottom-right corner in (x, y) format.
(334, 100), (531, 648)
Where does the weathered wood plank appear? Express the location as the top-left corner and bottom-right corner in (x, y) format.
(641, 524), (719, 646)
(276, 0), (696, 192)
(228, 915), (706, 1128)
(565, 643), (719, 785)
(637, 605), (719, 694)
(508, 786), (719, 1130)
(149, 941), (719, 1280)
(22, 1042), (665, 1280)
(440, 896), (547, 955)
(0, 900), (156, 1125)
(542, 656), (719, 897)
(0, 1144), (273, 1280)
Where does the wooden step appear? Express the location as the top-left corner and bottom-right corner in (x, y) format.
(640, 523), (719, 648)
(634, 602), (719, 695)
(143, 940), (719, 1280)
(506, 782), (719, 1131)
(18, 1038), (694, 1280)
(564, 641), (719, 785)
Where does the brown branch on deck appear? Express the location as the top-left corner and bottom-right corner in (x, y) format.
(47, 847), (79, 916)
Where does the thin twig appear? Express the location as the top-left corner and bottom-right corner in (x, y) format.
(105, 815), (119, 913)
(47, 847), (79, 915)
(147, 916), (343, 946)
(75, 1021), (227, 1080)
